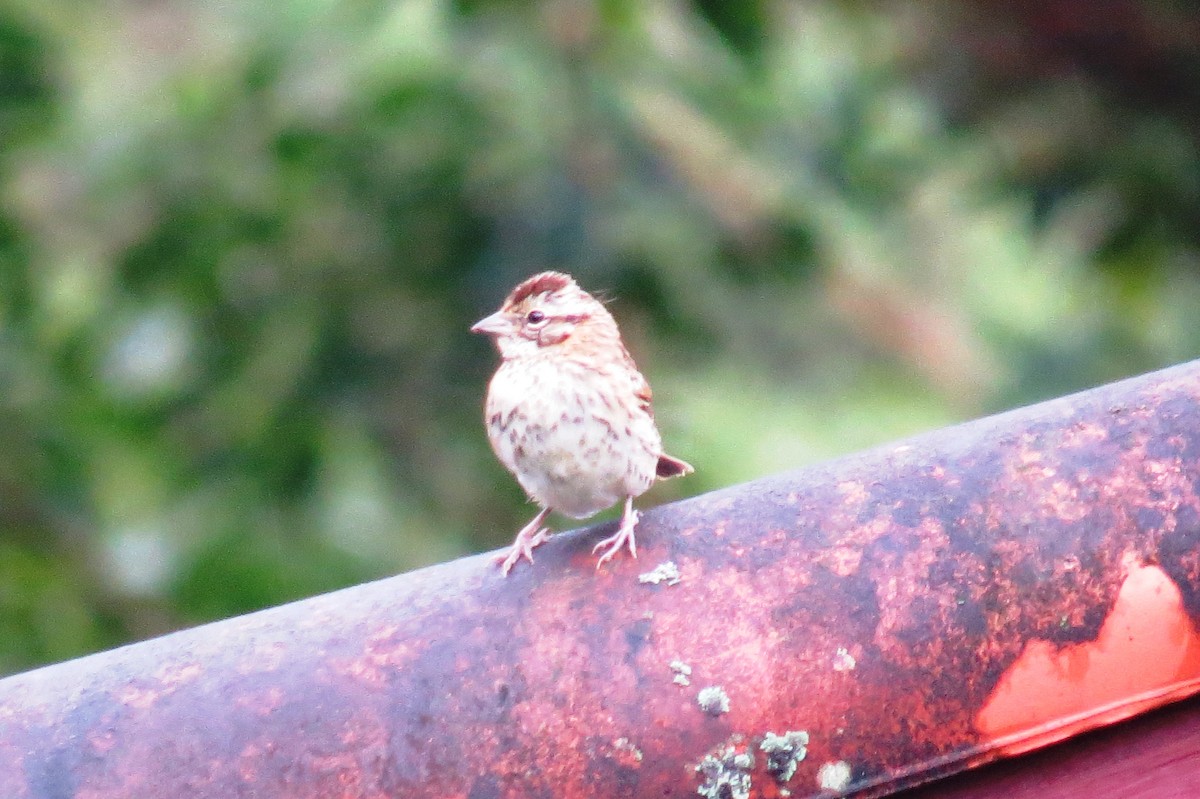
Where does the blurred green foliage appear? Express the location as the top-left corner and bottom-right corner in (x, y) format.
(0, 0), (1197, 674)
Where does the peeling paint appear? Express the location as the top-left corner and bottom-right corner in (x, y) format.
(976, 563), (1200, 755)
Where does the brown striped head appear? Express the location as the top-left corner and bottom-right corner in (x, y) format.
(471, 271), (615, 359)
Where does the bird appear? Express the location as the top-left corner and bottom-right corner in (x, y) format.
(471, 271), (693, 575)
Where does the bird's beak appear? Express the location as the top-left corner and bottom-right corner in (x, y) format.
(470, 311), (510, 337)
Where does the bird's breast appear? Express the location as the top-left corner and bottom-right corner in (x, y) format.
(484, 357), (661, 517)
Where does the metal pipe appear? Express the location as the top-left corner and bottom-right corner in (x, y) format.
(3, 361), (1200, 798)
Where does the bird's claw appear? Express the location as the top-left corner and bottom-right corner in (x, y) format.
(494, 526), (550, 576)
(592, 508), (640, 569)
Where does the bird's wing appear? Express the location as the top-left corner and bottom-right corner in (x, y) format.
(624, 348), (654, 417)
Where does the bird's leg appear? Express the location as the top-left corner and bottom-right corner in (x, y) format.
(495, 507), (552, 576)
(592, 496), (640, 569)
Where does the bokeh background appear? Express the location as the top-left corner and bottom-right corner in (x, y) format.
(1, 0), (1198, 675)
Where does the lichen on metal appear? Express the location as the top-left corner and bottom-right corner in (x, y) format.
(697, 685), (731, 716)
(695, 745), (755, 799)
(818, 760), (853, 792)
(760, 730), (810, 782)
(638, 560), (682, 586)
(670, 658), (693, 686)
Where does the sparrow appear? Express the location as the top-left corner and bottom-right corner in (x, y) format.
(472, 271), (693, 575)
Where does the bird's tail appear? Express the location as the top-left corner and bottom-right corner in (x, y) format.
(656, 453), (694, 479)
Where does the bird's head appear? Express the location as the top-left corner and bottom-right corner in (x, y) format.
(471, 271), (613, 359)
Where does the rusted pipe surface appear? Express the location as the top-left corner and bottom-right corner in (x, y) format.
(3, 361), (1200, 798)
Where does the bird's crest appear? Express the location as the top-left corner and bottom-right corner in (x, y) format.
(505, 271), (576, 307)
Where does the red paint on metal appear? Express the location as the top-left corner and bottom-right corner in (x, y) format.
(908, 695), (1200, 799)
(977, 563), (1200, 755)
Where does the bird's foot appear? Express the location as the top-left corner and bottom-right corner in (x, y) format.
(593, 499), (639, 569)
(495, 509), (551, 576)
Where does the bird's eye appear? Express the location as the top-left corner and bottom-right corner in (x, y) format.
(526, 310), (546, 325)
